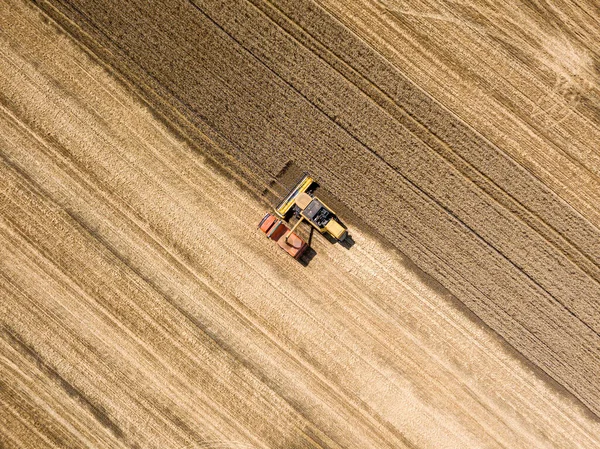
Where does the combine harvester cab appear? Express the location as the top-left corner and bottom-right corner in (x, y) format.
(258, 213), (308, 259)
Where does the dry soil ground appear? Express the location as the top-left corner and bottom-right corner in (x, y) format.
(1, 0), (600, 448)
(28, 0), (600, 417)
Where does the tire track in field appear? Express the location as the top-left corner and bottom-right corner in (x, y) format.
(27, 0), (600, 414)
(2, 1), (600, 447)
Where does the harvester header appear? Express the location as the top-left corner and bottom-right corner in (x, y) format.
(274, 174), (314, 219)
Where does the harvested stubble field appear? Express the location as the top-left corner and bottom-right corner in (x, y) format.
(1, 0), (600, 448)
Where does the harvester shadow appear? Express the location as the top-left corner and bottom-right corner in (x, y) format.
(299, 229), (353, 266)
(307, 225), (315, 247)
(299, 247), (317, 267)
(299, 227), (317, 267)
(321, 230), (355, 250)
(340, 234), (355, 250)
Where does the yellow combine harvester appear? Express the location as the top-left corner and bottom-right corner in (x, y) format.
(266, 173), (348, 245)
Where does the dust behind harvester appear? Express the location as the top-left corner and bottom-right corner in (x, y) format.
(258, 174), (348, 260)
